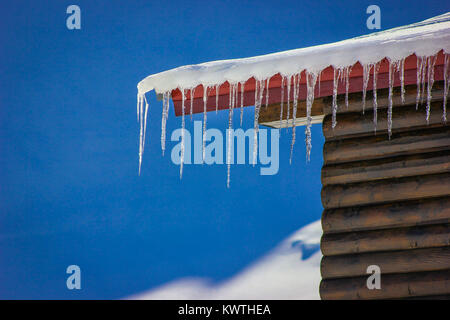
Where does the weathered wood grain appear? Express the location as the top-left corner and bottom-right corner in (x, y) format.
(322, 197), (450, 234)
(320, 269), (450, 300)
(321, 247), (450, 279)
(322, 81), (445, 115)
(323, 126), (450, 165)
(322, 151), (450, 186)
(322, 172), (450, 209)
(323, 101), (448, 141)
(321, 224), (450, 256)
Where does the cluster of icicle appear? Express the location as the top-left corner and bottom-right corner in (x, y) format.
(137, 53), (450, 187)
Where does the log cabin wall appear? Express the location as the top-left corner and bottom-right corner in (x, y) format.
(319, 81), (450, 300)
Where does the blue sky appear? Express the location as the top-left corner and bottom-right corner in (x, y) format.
(0, 1), (448, 299)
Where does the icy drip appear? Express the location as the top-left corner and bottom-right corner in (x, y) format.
(215, 84), (220, 114)
(387, 60), (396, 139)
(161, 92), (171, 156)
(344, 66), (351, 109)
(286, 76), (291, 129)
(318, 70), (321, 96)
(240, 82), (245, 125)
(362, 64), (372, 114)
(331, 68), (342, 129)
(420, 57), (427, 105)
(416, 56), (424, 109)
(227, 84), (237, 188)
(444, 54), (450, 123)
(252, 80), (264, 166)
(180, 89), (186, 179)
(137, 94), (144, 175)
(372, 63), (380, 132)
(189, 88), (195, 120)
(279, 76), (286, 129)
(398, 58), (406, 104)
(202, 85), (208, 163)
(265, 78), (270, 109)
(426, 55), (437, 124)
(289, 73), (301, 164)
(305, 72), (318, 162)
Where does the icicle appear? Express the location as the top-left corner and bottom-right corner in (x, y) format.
(399, 58), (406, 104)
(289, 73), (301, 164)
(387, 60), (395, 139)
(318, 70), (321, 96)
(138, 94), (144, 175)
(331, 67), (341, 129)
(279, 76), (285, 130)
(372, 62), (380, 132)
(137, 93), (140, 122)
(180, 89), (186, 179)
(305, 72), (318, 162)
(161, 92), (170, 156)
(286, 76), (291, 129)
(215, 84), (220, 114)
(444, 53), (450, 123)
(240, 81), (245, 126)
(416, 56), (424, 109)
(189, 88), (195, 120)
(426, 55), (437, 124)
(344, 66), (351, 109)
(362, 64), (372, 114)
(420, 56), (427, 105)
(252, 80), (264, 166)
(227, 83), (237, 188)
(202, 85), (208, 163)
(265, 77), (270, 109)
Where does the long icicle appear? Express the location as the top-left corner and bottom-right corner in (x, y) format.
(202, 85), (208, 163)
(387, 60), (395, 139)
(265, 77), (270, 109)
(420, 56), (427, 105)
(399, 58), (405, 104)
(362, 64), (372, 114)
(286, 76), (291, 130)
(227, 84), (236, 188)
(180, 89), (186, 179)
(279, 76), (285, 130)
(138, 94), (144, 175)
(189, 87), (195, 120)
(240, 81), (245, 126)
(252, 80), (260, 166)
(344, 66), (351, 109)
(215, 84), (220, 114)
(444, 53), (450, 123)
(416, 56), (424, 109)
(426, 55), (437, 124)
(373, 62), (380, 132)
(332, 67), (340, 129)
(161, 92), (170, 156)
(289, 73), (300, 164)
(305, 72), (318, 162)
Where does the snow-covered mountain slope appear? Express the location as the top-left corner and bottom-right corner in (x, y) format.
(127, 220), (322, 300)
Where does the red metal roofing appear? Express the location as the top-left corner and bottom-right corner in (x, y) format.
(171, 51), (446, 117)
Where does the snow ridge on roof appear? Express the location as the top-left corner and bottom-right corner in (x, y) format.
(137, 13), (450, 96)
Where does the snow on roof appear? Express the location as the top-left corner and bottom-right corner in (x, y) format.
(137, 12), (450, 96)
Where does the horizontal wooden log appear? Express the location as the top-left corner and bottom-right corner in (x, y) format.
(323, 126), (450, 165)
(322, 197), (450, 234)
(321, 247), (450, 279)
(322, 81), (445, 115)
(322, 172), (450, 209)
(322, 151), (450, 186)
(321, 224), (450, 256)
(259, 97), (325, 124)
(323, 101), (448, 141)
(320, 269), (450, 300)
